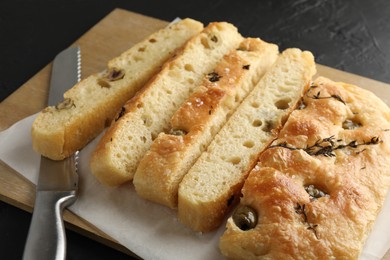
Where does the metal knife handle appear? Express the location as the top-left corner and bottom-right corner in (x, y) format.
(23, 191), (77, 260)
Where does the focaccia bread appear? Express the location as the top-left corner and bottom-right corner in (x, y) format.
(178, 48), (316, 232)
(219, 77), (390, 259)
(133, 38), (279, 208)
(31, 18), (203, 160)
(90, 22), (243, 186)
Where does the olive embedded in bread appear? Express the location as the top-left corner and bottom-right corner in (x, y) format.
(105, 67), (125, 81)
(232, 205), (258, 231)
(342, 119), (362, 130)
(304, 184), (328, 200)
(170, 129), (188, 136)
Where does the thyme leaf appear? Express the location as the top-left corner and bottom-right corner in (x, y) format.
(294, 203), (319, 239)
(331, 94), (346, 105)
(306, 90), (346, 105)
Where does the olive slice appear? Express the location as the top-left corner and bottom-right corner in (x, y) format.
(304, 184), (328, 200)
(232, 205), (258, 231)
(342, 119), (362, 130)
(55, 98), (75, 110)
(170, 129), (187, 136)
(105, 67), (125, 81)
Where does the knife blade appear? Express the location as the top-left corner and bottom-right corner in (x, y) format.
(23, 46), (81, 260)
(48, 46), (81, 106)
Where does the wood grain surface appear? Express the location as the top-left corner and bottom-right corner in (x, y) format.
(0, 8), (389, 259)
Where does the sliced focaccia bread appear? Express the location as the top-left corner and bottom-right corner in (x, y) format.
(219, 77), (390, 259)
(133, 38), (279, 208)
(31, 18), (203, 160)
(90, 22), (243, 186)
(178, 48), (316, 232)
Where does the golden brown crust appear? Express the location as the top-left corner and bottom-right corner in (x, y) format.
(220, 77), (390, 259)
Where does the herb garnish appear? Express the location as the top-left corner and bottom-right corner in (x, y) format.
(269, 136), (381, 157)
(210, 35), (218, 42)
(242, 64), (250, 70)
(307, 90), (346, 105)
(207, 72), (222, 82)
(294, 203), (318, 239)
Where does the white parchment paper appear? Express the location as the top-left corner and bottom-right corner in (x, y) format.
(0, 115), (389, 260)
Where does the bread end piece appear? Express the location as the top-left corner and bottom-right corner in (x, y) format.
(31, 18), (203, 160)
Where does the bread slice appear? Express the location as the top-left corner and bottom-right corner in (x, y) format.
(177, 48), (316, 232)
(31, 18), (203, 160)
(219, 77), (390, 259)
(133, 38), (279, 208)
(90, 22), (243, 186)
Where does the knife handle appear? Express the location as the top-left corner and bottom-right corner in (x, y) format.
(23, 191), (76, 260)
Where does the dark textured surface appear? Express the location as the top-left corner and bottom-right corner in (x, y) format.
(0, 0), (389, 259)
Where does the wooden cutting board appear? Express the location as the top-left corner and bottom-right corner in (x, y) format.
(1, 8), (389, 258)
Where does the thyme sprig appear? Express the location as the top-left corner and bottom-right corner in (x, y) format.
(307, 90), (346, 105)
(269, 136), (381, 157)
(306, 84), (346, 105)
(294, 203), (319, 239)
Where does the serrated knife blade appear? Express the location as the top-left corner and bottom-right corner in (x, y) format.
(23, 46), (81, 260)
(48, 46), (81, 106)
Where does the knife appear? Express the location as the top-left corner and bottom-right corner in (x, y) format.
(23, 46), (81, 260)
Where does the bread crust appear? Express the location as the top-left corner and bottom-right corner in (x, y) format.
(133, 38), (279, 208)
(177, 48), (316, 232)
(220, 77), (390, 259)
(90, 22), (243, 186)
(31, 18), (203, 160)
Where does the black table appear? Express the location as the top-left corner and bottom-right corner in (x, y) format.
(1, 0), (389, 259)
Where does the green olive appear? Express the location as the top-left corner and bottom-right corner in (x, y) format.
(170, 129), (187, 136)
(342, 119), (362, 130)
(106, 67), (125, 81)
(55, 98), (75, 110)
(232, 205), (258, 231)
(304, 184), (327, 200)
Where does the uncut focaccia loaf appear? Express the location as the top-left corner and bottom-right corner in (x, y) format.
(90, 22), (243, 186)
(178, 48), (316, 232)
(133, 38), (279, 208)
(219, 77), (390, 260)
(31, 18), (203, 160)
